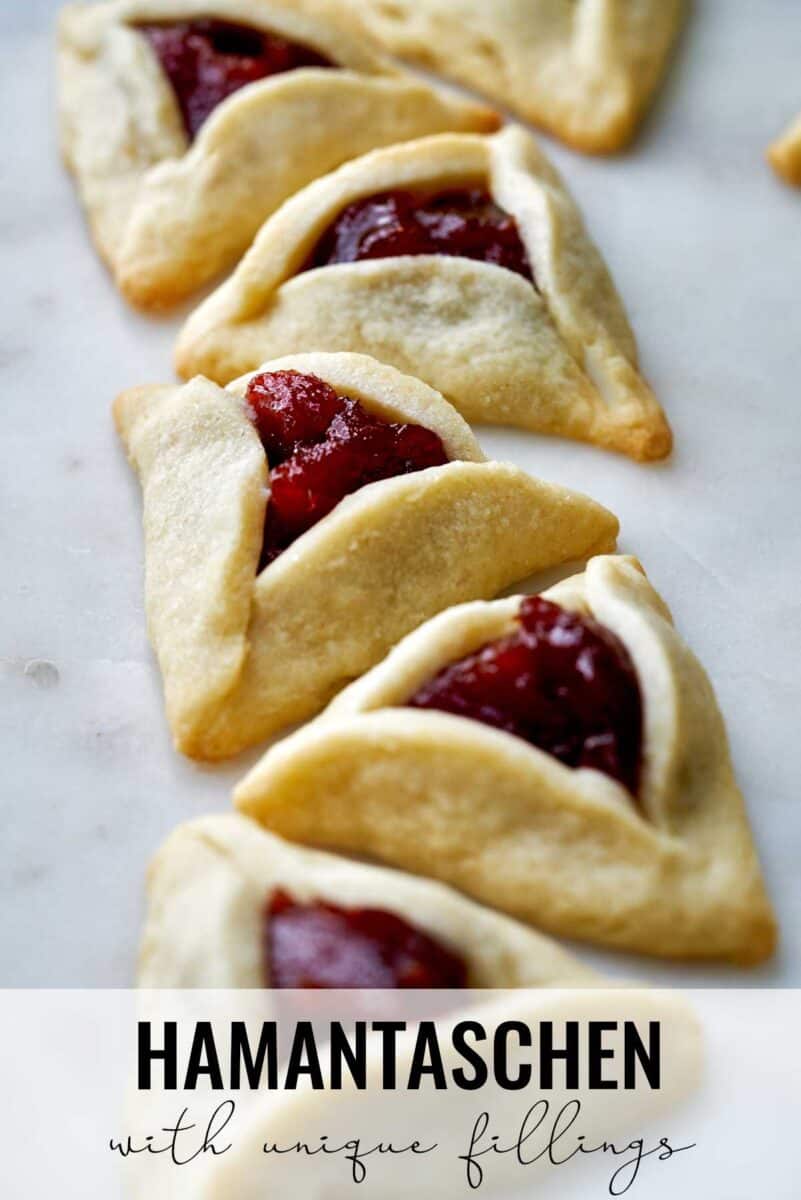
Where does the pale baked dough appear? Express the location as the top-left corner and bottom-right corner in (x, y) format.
(236, 554), (777, 964)
(115, 352), (619, 759)
(139, 813), (601, 986)
(135, 815), (702, 1200)
(176, 127), (672, 461)
(58, 0), (498, 309)
(768, 111), (801, 186)
(290, 0), (686, 154)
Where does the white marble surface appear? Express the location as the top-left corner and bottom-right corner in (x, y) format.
(1, 0), (799, 987)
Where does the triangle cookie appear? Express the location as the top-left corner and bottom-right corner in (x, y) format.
(177, 127), (672, 460)
(291, 0), (686, 153)
(115, 352), (619, 759)
(136, 815), (703, 1200)
(58, 0), (497, 308)
(235, 555), (777, 964)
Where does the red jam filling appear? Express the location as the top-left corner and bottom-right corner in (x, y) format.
(246, 370), (449, 568)
(266, 890), (468, 988)
(408, 596), (643, 796)
(138, 19), (334, 139)
(308, 188), (534, 282)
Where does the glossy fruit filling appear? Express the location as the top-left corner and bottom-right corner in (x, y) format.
(308, 188), (534, 282)
(408, 596), (643, 795)
(245, 370), (449, 567)
(266, 890), (468, 988)
(138, 19), (334, 139)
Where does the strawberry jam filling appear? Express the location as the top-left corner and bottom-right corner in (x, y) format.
(138, 19), (334, 139)
(408, 596), (643, 796)
(308, 188), (534, 282)
(266, 890), (468, 988)
(246, 370), (449, 568)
